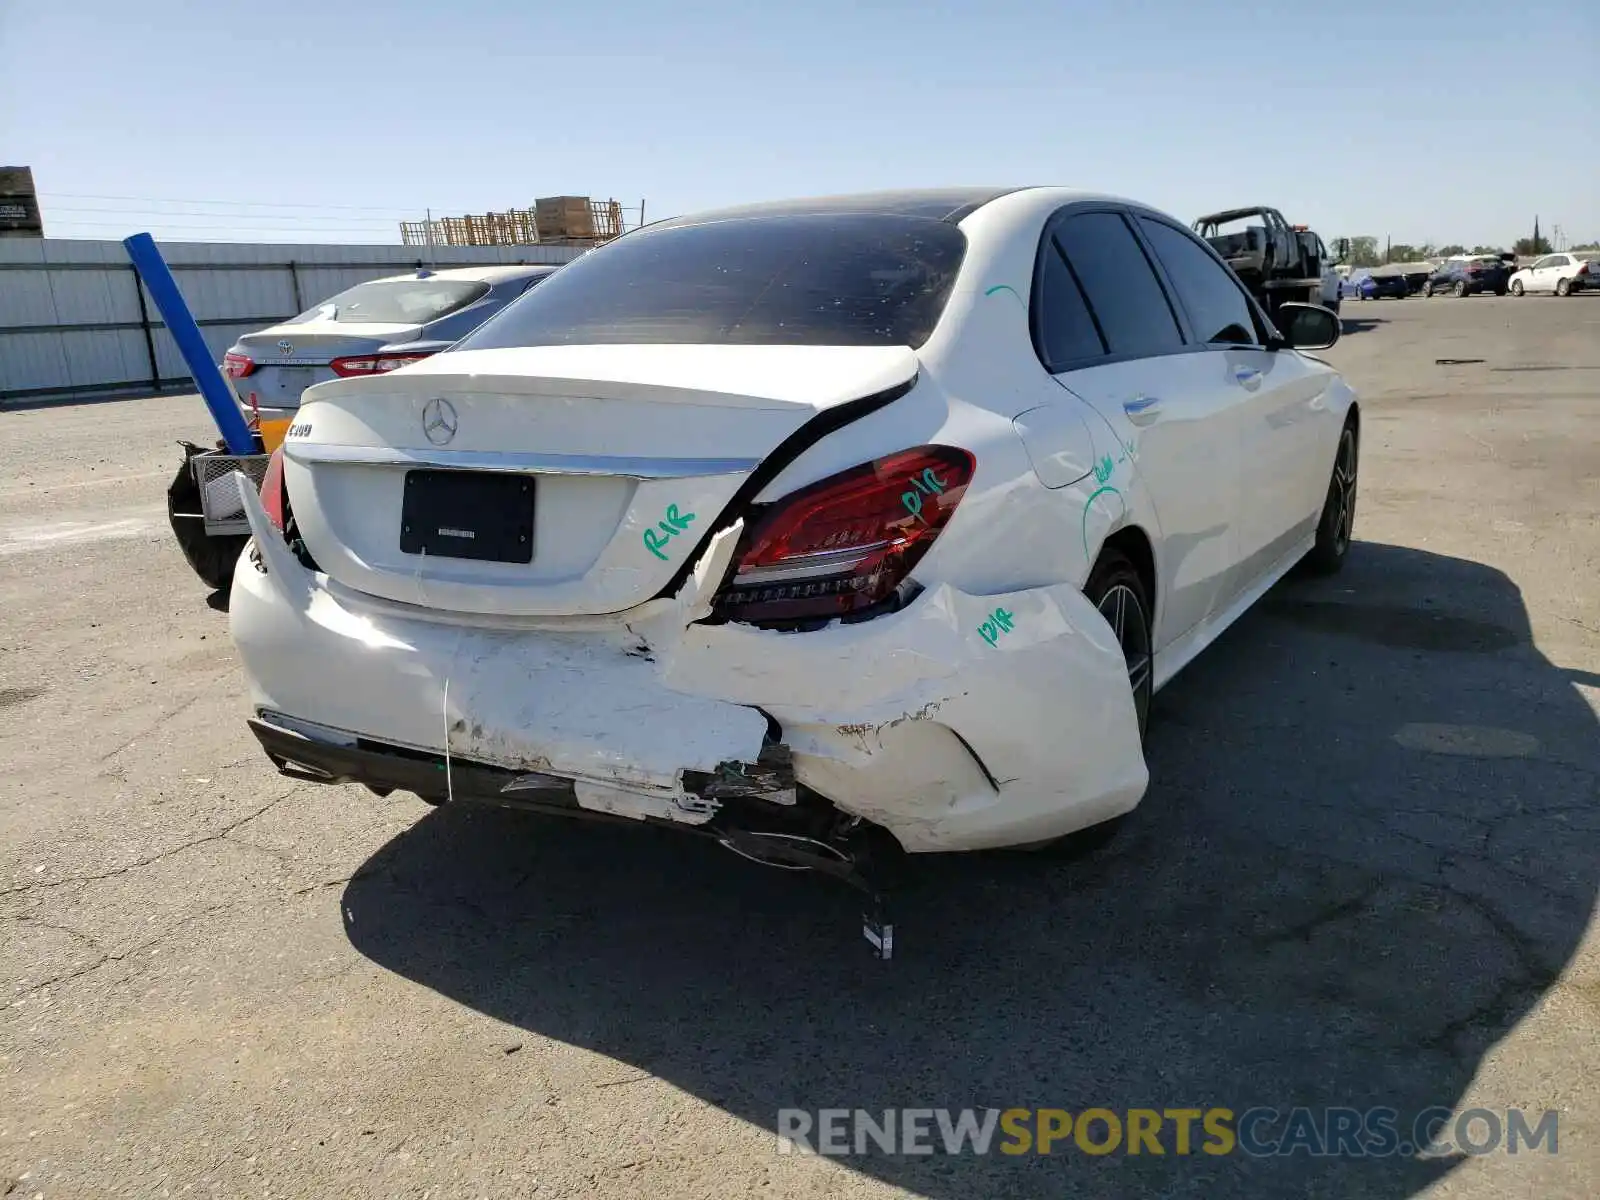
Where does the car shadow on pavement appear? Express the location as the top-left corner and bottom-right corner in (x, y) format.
(342, 541), (1596, 1199)
(1337, 315), (1387, 336)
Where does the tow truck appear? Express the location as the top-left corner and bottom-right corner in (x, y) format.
(1193, 206), (1347, 316)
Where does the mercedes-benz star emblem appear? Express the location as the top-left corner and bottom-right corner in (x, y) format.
(276, 339), (294, 356)
(422, 397), (459, 446)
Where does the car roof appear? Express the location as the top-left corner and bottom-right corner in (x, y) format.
(365, 264), (561, 286)
(644, 186), (1183, 235)
(647, 188), (1028, 230)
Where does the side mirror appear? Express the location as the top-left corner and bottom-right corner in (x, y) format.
(1275, 302), (1341, 351)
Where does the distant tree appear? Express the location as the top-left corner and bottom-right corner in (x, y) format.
(1343, 236), (1381, 267)
(1470, 244), (1503, 255)
(1573, 241), (1599, 252)
(1513, 235), (1553, 256)
(1437, 244), (1467, 256)
(1386, 243), (1422, 263)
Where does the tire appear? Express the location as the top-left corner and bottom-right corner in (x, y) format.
(1510, 279), (1524, 296)
(1452, 280), (1468, 298)
(1304, 421), (1359, 575)
(1083, 549), (1154, 741)
(1556, 278), (1571, 297)
(1328, 298), (1341, 314)
(1422, 281), (1434, 297)
(167, 450), (247, 594)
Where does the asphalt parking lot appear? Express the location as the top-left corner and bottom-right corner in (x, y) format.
(2, 293), (1596, 1199)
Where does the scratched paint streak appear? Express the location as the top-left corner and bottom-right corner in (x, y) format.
(984, 284), (1025, 305)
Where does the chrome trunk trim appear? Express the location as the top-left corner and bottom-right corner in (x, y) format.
(283, 442), (760, 479)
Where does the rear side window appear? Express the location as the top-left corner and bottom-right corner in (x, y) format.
(1034, 243), (1105, 365)
(454, 213), (966, 350)
(1052, 213), (1183, 359)
(1137, 218), (1260, 346)
(286, 279), (489, 326)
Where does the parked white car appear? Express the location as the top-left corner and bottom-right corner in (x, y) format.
(1508, 253), (1597, 297)
(221, 265), (560, 428)
(229, 187), (1358, 881)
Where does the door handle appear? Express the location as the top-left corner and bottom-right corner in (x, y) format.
(1123, 395), (1162, 425)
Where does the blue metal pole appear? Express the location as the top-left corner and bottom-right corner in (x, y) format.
(122, 232), (257, 454)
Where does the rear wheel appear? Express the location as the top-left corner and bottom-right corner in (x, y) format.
(1085, 550), (1153, 741)
(1510, 279), (1525, 296)
(1305, 421), (1359, 575)
(1422, 281), (1435, 297)
(1556, 278), (1572, 297)
(1453, 280), (1468, 298)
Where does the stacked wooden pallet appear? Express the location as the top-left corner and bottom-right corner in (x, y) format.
(400, 197), (630, 247)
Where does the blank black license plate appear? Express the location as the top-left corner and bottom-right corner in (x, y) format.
(399, 470), (535, 563)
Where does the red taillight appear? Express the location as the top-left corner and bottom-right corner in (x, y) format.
(1579, 263), (1591, 276)
(328, 352), (434, 377)
(259, 447), (287, 532)
(223, 351), (256, 379)
(713, 445), (975, 626)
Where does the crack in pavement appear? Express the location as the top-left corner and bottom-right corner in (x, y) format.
(93, 673), (233, 765)
(293, 863), (388, 896)
(1, 786), (299, 897)
(1249, 881), (1386, 948)
(1, 911), (105, 952)
(1219, 824), (1580, 1062)
(11, 897), (235, 1000)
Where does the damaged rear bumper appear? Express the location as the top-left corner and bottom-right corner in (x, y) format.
(230, 479), (1148, 853)
(248, 713), (796, 820)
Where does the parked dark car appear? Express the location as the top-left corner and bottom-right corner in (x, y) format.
(1422, 257), (1511, 298)
(1396, 263), (1436, 294)
(1340, 268), (1410, 301)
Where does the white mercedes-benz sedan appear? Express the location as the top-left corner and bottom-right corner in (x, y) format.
(229, 187), (1357, 871)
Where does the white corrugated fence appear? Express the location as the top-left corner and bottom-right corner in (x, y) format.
(0, 238), (587, 403)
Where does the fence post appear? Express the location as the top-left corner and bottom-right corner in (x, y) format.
(131, 263), (160, 391)
(287, 260), (304, 311)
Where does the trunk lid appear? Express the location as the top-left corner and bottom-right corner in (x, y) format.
(280, 344), (918, 616)
(233, 321), (423, 410)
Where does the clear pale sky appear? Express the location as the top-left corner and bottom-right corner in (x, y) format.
(2, 0), (1595, 248)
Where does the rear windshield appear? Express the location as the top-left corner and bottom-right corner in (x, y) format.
(286, 279), (489, 326)
(453, 213), (967, 350)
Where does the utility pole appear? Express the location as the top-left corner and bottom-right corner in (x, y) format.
(424, 207), (436, 267)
